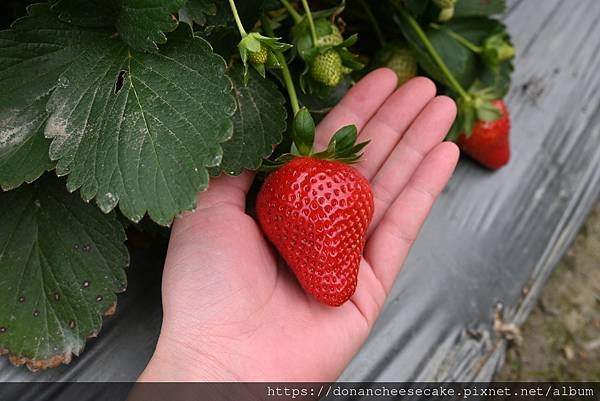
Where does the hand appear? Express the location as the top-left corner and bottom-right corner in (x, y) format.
(139, 69), (459, 382)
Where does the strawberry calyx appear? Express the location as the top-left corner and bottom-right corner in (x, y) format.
(238, 32), (292, 79)
(261, 108), (368, 172)
(447, 86), (504, 141)
(291, 11), (364, 92)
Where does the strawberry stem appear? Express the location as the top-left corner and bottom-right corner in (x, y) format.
(261, 16), (301, 115)
(300, 0), (319, 46)
(430, 23), (482, 53)
(279, 0), (303, 24)
(397, 5), (470, 101)
(228, 0), (248, 37)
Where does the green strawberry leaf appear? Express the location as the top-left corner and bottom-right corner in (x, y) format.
(0, 174), (128, 371)
(183, 0), (217, 25)
(438, 18), (514, 97)
(46, 28), (235, 225)
(116, 0), (187, 53)
(426, 27), (477, 89)
(213, 64), (286, 175)
(0, 110), (53, 191)
(442, 17), (507, 47)
(50, 0), (189, 53)
(479, 59), (513, 98)
(396, 12), (512, 96)
(394, 12), (448, 86)
(49, 0), (119, 27)
(1, 5), (236, 226)
(454, 0), (506, 18)
(0, 4), (106, 190)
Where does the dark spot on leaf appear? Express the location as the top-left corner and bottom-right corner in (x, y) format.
(32, 310), (39, 317)
(96, 295), (103, 302)
(83, 280), (90, 288)
(18, 296), (25, 303)
(114, 70), (126, 94)
(68, 320), (76, 330)
(0, 327), (6, 333)
(82, 244), (92, 252)
(54, 293), (60, 301)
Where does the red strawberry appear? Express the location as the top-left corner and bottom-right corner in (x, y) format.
(257, 157), (373, 306)
(256, 109), (374, 306)
(458, 100), (511, 170)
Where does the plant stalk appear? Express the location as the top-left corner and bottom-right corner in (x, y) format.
(261, 16), (301, 115)
(430, 23), (482, 53)
(279, 0), (303, 23)
(398, 6), (470, 100)
(228, 0), (248, 37)
(300, 0), (319, 45)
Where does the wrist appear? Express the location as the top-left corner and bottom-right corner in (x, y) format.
(139, 328), (240, 382)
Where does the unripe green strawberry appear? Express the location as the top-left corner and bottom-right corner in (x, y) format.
(433, 0), (456, 21)
(438, 7), (455, 21)
(482, 34), (515, 66)
(383, 47), (417, 86)
(248, 46), (268, 65)
(315, 24), (344, 47)
(310, 49), (343, 87)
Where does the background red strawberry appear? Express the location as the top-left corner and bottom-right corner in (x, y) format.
(458, 100), (511, 170)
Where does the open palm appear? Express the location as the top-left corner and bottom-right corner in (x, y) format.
(139, 69), (459, 382)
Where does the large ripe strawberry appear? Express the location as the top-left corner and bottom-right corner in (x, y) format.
(457, 100), (511, 170)
(256, 110), (374, 306)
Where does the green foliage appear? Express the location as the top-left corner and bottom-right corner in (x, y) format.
(392, 0), (513, 136)
(454, 0), (506, 18)
(49, 0), (119, 27)
(0, 109), (53, 191)
(50, 0), (188, 52)
(213, 65), (287, 175)
(116, 0), (187, 53)
(46, 26), (234, 226)
(0, 174), (127, 369)
(0, 0), (514, 369)
(183, 0), (217, 25)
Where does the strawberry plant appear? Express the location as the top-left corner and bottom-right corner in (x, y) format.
(0, 0), (514, 370)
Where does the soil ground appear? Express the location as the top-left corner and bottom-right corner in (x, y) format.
(495, 203), (600, 381)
